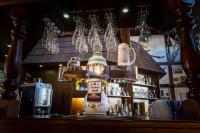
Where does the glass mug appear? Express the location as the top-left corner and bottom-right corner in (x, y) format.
(118, 43), (136, 66)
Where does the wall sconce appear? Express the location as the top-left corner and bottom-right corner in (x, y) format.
(87, 52), (107, 76)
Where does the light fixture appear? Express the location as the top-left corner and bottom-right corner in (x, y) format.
(59, 64), (63, 67)
(39, 64), (43, 68)
(122, 8), (129, 13)
(7, 44), (11, 48)
(42, 18), (60, 54)
(4, 54), (7, 57)
(63, 13), (70, 19)
(87, 52), (107, 76)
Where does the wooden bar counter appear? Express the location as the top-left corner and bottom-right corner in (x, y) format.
(1, 117), (200, 133)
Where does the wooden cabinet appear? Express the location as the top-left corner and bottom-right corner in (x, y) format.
(132, 72), (161, 117)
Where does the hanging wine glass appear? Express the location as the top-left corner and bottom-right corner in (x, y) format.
(72, 16), (88, 54)
(135, 6), (151, 51)
(88, 14), (103, 53)
(104, 12), (118, 52)
(42, 18), (60, 54)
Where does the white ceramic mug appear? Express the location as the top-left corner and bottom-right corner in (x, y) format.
(118, 43), (136, 66)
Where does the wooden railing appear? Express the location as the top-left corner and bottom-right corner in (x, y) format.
(1, 118), (200, 133)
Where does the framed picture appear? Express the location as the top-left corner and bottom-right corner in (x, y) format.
(133, 85), (148, 98)
(130, 35), (167, 62)
(107, 83), (121, 96)
(160, 87), (170, 99)
(172, 65), (186, 85)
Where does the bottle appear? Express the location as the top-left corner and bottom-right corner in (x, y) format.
(128, 104), (132, 117)
(124, 99), (129, 116)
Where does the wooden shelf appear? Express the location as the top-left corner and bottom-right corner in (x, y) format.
(63, 69), (87, 79)
(73, 91), (87, 98)
(133, 97), (158, 100)
(20, 83), (35, 87)
(86, 71), (109, 79)
(133, 83), (157, 88)
(160, 96), (170, 99)
(107, 95), (131, 98)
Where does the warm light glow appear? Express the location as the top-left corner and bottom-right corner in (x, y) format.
(87, 52), (107, 76)
(39, 64), (43, 68)
(122, 8), (129, 13)
(7, 44), (11, 48)
(63, 13), (70, 19)
(72, 98), (84, 115)
(59, 64), (63, 67)
(4, 54), (7, 57)
(94, 64), (104, 76)
(88, 64), (105, 76)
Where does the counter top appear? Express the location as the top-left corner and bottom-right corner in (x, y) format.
(1, 116), (200, 133)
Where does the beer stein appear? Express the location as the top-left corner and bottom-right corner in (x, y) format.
(118, 43), (136, 66)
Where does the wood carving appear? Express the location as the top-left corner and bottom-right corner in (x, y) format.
(168, 0), (200, 102)
(0, 0), (42, 6)
(2, 7), (27, 100)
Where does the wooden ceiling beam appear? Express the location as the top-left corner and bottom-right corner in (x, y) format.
(0, 0), (47, 6)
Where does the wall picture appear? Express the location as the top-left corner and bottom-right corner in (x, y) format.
(172, 65), (186, 85)
(131, 35), (167, 62)
(107, 83), (121, 96)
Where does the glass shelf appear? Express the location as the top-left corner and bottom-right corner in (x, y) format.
(133, 97), (158, 100)
(133, 83), (157, 88)
(107, 95), (131, 98)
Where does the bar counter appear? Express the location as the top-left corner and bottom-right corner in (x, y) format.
(1, 116), (200, 133)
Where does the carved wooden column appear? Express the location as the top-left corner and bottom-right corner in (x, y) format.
(1, 7), (27, 117)
(119, 28), (135, 115)
(120, 28), (131, 44)
(168, 0), (200, 102)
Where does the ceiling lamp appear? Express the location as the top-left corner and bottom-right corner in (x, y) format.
(122, 8), (129, 13)
(63, 13), (70, 19)
(87, 52), (107, 76)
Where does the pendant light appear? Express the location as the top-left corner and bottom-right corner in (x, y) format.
(87, 52), (107, 76)
(87, 14), (107, 76)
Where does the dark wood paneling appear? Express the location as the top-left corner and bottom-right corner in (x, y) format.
(1, 118), (200, 133)
(0, 0), (40, 5)
(23, 66), (72, 115)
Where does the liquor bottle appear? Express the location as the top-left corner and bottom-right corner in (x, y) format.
(128, 104), (132, 116)
(124, 99), (129, 116)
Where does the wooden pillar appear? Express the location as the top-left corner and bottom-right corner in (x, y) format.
(0, 7), (27, 117)
(120, 28), (131, 44)
(164, 34), (176, 100)
(119, 28), (134, 114)
(168, 0), (200, 102)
